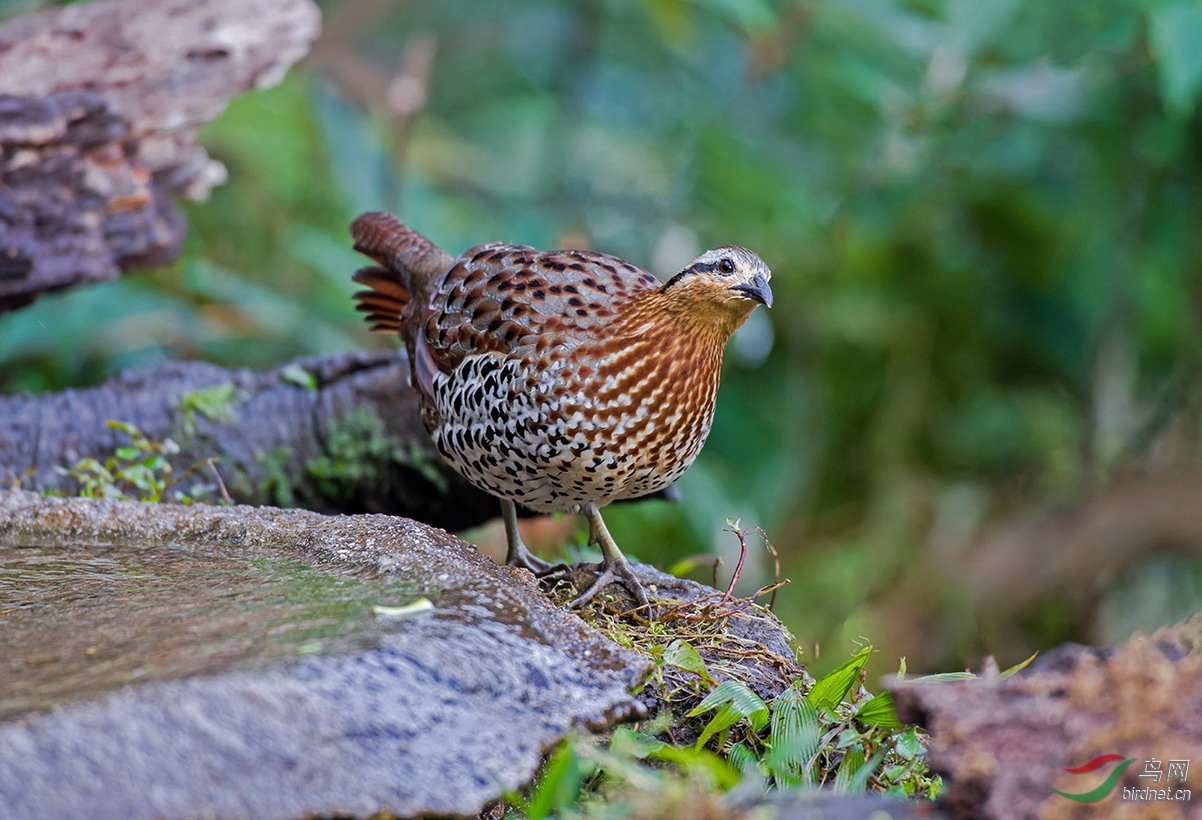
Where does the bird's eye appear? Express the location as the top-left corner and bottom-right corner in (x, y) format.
(718, 258), (735, 274)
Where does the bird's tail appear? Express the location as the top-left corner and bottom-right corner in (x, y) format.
(352, 265), (408, 334)
(350, 212), (454, 335)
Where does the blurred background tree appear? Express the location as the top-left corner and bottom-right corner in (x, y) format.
(3, 0), (1201, 679)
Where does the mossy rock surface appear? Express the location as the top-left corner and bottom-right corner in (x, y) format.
(0, 489), (648, 819)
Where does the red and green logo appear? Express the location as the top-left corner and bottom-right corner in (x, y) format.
(1051, 754), (1137, 803)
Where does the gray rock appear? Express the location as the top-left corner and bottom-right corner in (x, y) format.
(0, 489), (650, 819)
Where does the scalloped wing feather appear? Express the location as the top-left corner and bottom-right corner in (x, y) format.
(423, 244), (662, 373)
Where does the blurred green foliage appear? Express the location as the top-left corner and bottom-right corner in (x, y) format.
(3, 0), (1202, 674)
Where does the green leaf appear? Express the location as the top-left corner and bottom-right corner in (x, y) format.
(280, 362), (319, 390)
(693, 702), (743, 749)
(765, 689), (821, 786)
(178, 383), (242, 426)
(662, 639), (713, 682)
(688, 679), (769, 724)
(726, 741), (759, 774)
(688, 679), (769, 748)
(636, 736), (743, 789)
(893, 728), (923, 762)
(807, 646), (871, 709)
(907, 671), (978, 684)
(854, 691), (903, 729)
(139, 455), (166, 471)
(72, 458), (105, 475)
(998, 652), (1037, 680)
(832, 746), (865, 793)
(608, 725), (664, 760)
(1148, 2), (1202, 116)
(521, 738), (589, 820)
(835, 727), (864, 749)
(833, 746), (889, 794)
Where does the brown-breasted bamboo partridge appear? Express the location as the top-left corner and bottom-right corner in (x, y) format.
(350, 212), (772, 611)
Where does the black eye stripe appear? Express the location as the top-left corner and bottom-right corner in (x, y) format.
(662, 254), (749, 289)
(682, 259), (734, 276)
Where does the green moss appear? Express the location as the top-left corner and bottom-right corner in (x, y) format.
(404, 442), (449, 495)
(176, 382), (243, 437)
(251, 409), (449, 508)
(255, 446), (298, 508)
(304, 408), (408, 502)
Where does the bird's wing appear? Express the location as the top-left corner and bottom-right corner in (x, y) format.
(421, 244), (662, 375)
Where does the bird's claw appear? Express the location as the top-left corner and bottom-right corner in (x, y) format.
(506, 548), (556, 574)
(565, 559), (652, 616)
(534, 561), (572, 580)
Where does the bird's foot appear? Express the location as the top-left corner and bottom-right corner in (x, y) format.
(500, 500), (559, 573)
(505, 543), (557, 574)
(566, 558), (652, 616)
(532, 561), (572, 580)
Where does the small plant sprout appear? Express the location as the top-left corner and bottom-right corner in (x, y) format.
(56, 420), (229, 504)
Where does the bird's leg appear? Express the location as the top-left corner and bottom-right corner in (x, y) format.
(501, 499), (555, 573)
(567, 504), (652, 613)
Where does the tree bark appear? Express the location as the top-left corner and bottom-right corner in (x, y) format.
(0, 349), (502, 531)
(0, 0), (322, 312)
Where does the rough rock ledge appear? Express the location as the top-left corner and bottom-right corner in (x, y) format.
(0, 488), (650, 819)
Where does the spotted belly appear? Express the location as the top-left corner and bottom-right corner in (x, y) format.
(425, 349), (716, 513)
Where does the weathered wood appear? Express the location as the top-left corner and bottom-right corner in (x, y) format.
(0, 349), (502, 531)
(892, 623), (1202, 818)
(0, 0), (321, 312)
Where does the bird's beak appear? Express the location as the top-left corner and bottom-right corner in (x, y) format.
(730, 274), (773, 308)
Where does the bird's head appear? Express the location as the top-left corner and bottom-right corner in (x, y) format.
(658, 246), (773, 335)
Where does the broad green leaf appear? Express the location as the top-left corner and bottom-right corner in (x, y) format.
(834, 746), (889, 794)
(855, 692), (903, 729)
(688, 679), (765, 716)
(608, 726), (664, 760)
(642, 740), (743, 789)
(693, 702), (744, 749)
(726, 741), (759, 774)
(688, 680), (769, 748)
(522, 739), (588, 820)
(663, 639), (713, 682)
(832, 746), (865, 793)
(807, 646), (871, 709)
(893, 728), (924, 762)
(835, 727), (864, 749)
(765, 690), (821, 786)
(609, 726), (742, 788)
